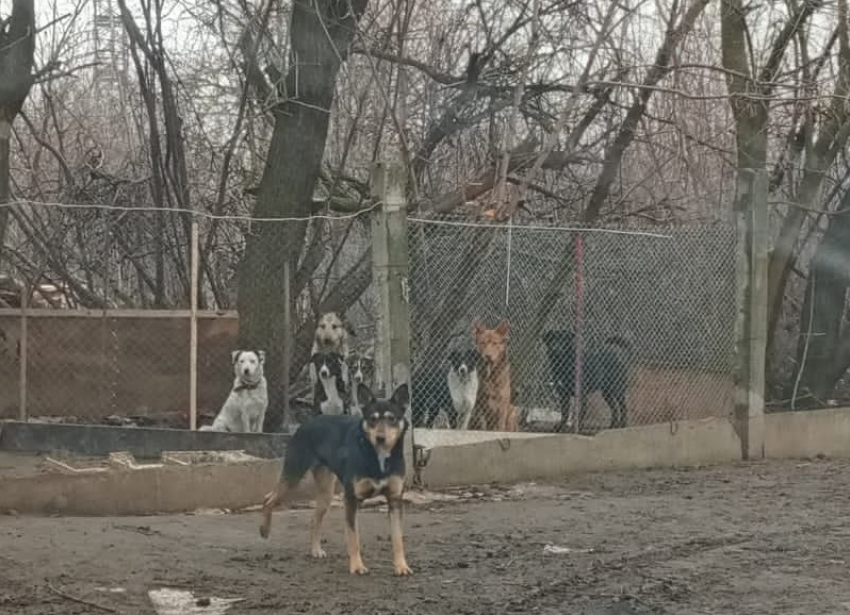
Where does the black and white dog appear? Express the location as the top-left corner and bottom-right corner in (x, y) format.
(311, 351), (348, 416)
(412, 348), (481, 429)
(201, 350), (268, 433)
(542, 330), (632, 432)
(347, 344), (376, 417)
(310, 312), (354, 394)
(446, 348), (480, 430)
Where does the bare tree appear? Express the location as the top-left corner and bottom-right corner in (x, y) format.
(0, 0), (35, 248)
(235, 0), (370, 429)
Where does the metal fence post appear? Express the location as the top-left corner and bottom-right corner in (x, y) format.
(370, 162), (412, 473)
(733, 168), (768, 460)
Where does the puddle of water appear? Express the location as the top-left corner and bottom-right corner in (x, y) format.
(148, 588), (242, 615)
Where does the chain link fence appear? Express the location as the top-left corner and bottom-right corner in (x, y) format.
(0, 201), (737, 435)
(407, 217), (738, 433)
(0, 202), (376, 428)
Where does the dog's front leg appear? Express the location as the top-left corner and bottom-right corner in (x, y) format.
(387, 476), (412, 576)
(344, 495), (368, 575)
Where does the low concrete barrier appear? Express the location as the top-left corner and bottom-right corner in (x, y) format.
(0, 451), (282, 516)
(417, 416), (742, 488)
(765, 406), (850, 459)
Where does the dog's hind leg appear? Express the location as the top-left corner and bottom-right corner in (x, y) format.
(386, 475), (412, 576)
(310, 467), (336, 558)
(260, 436), (315, 539)
(344, 494), (368, 575)
(615, 392), (628, 429)
(601, 385), (628, 429)
(554, 390), (571, 433)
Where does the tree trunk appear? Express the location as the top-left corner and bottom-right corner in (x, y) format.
(236, 0), (368, 431)
(792, 195), (850, 404)
(0, 0), (36, 252)
(767, 13), (850, 359)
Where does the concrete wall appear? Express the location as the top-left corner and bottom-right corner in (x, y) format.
(415, 406), (850, 488)
(0, 458), (282, 516)
(765, 407), (850, 459)
(417, 416), (742, 488)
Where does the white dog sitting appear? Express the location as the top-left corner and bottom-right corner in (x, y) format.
(200, 350), (268, 433)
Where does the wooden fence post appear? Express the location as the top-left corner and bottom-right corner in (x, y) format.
(370, 162), (412, 471)
(733, 168), (768, 460)
(282, 259), (292, 431)
(189, 219), (199, 431)
(18, 281), (28, 421)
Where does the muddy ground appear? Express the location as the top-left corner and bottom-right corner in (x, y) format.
(2, 458), (849, 614)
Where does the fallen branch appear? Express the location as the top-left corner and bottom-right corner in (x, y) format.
(47, 583), (120, 614)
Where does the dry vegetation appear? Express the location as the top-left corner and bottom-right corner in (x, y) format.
(1, 0), (850, 419)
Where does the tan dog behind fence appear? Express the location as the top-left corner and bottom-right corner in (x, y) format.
(471, 319), (519, 432)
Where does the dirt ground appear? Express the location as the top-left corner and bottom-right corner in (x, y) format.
(2, 458), (850, 615)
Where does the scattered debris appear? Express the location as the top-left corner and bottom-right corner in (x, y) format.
(543, 543), (595, 555)
(109, 452), (164, 470)
(162, 450), (258, 466)
(43, 457), (108, 474)
(148, 588), (243, 615)
(112, 523), (162, 536)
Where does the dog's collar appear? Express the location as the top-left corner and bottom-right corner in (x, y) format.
(234, 379), (262, 392)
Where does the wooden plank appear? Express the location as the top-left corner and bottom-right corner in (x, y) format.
(18, 284), (27, 421)
(189, 220), (200, 431)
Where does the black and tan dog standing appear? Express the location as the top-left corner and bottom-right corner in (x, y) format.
(259, 383), (412, 576)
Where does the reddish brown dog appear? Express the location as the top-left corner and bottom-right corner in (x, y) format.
(471, 319), (519, 432)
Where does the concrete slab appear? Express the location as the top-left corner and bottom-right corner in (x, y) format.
(0, 450), (282, 516)
(413, 427), (551, 449)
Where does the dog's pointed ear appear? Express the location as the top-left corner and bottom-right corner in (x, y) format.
(495, 319), (510, 337)
(231, 350), (241, 364)
(472, 319), (484, 336)
(256, 350), (266, 364)
(390, 383), (409, 408)
(357, 383), (375, 408)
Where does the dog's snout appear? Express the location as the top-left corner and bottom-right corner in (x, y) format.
(319, 366), (330, 378)
(243, 367), (251, 375)
(458, 364), (468, 376)
(375, 435), (386, 445)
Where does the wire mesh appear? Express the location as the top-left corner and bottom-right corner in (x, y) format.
(0, 202), (377, 429)
(407, 218), (737, 433)
(0, 200), (735, 434)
